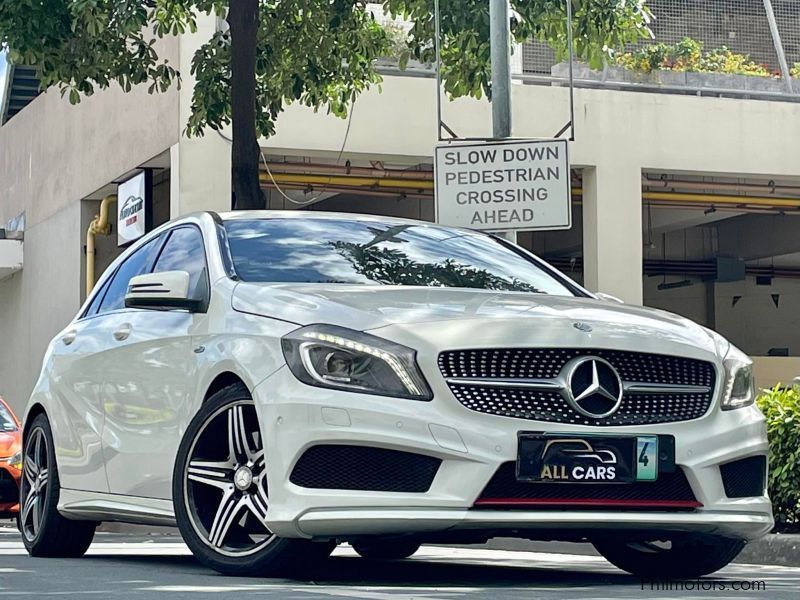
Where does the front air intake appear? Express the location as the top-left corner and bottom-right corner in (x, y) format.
(720, 455), (767, 498)
(290, 444), (441, 492)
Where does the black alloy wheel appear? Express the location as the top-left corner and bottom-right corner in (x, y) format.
(173, 383), (334, 576)
(19, 413), (96, 557)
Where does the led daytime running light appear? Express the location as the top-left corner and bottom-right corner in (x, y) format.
(302, 331), (424, 396)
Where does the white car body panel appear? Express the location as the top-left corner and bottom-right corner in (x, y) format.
(231, 284), (721, 354)
(45, 316), (111, 493)
(22, 210), (771, 546)
(99, 309), (196, 498)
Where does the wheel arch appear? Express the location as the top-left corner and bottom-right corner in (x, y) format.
(22, 403), (47, 441)
(203, 371), (250, 402)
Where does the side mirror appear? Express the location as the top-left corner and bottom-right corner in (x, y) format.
(595, 292), (624, 304)
(125, 271), (202, 312)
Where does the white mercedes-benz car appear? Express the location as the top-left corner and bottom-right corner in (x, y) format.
(20, 211), (772, 577)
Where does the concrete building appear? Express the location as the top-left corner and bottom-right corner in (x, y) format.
(2, 5), (800, 415)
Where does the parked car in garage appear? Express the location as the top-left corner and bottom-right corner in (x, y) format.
(0, 396), (22, 518)
(18, 211), (772, 578)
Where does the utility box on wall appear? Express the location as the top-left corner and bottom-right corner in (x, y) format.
(716, 257), (746, 283)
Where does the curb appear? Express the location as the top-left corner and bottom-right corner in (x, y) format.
(737, 533), (800, 567)
(462, 534), (800, 567)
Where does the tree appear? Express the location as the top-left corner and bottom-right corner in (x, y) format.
(387, 0), (653, 99)
(0, 1), (651, 209)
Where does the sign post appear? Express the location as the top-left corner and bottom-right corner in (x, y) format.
(489, 0), (512, 140)
(435, 139), (570, 232)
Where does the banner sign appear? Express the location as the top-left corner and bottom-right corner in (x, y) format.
(117, 171), (152, 246)
(435, 139), (571, 232)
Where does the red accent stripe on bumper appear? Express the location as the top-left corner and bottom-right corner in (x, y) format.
(474, 498), (703, 509)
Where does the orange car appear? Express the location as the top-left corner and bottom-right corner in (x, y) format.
(0, 397), (22, 518)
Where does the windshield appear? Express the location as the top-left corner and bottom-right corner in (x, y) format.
(0, 402), (16, 432)
(223, 218), (579, 296)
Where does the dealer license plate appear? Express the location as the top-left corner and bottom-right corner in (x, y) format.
(517, 433), (662, 483)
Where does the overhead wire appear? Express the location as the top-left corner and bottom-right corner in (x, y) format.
(216, 98), (358, 206)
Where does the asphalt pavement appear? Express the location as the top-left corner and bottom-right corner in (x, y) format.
(0, 526), (797, 599)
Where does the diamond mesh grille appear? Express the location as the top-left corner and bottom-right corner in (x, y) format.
(439, 348), (716, 426)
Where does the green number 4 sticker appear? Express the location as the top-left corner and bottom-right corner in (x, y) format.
(636, 436), (658, 481)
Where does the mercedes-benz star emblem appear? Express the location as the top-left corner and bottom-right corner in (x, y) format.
(234, 466), (254, 491)
(564, 357), (623, 418)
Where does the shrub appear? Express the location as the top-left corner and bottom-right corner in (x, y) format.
(615, 37), (774, 77)
(792, 63), (800, 78)
(381, 23), (413, 70)
(757, 385), (800, 526)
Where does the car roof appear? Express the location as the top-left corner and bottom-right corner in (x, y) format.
(215, 210), (448, 229)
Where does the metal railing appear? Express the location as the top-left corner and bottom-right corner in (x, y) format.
(522, 0), (799, 97)
(376, 63), (800, 103)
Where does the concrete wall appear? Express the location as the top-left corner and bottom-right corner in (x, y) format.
(0, 203), (82, 412)
(644, 276), (710, 328)
(715, 277), (800, 356)
(170, 14), (232, 216)
(0, 38), (180, 414)
(644, 274), (800, 387)
(0, 39), (179, 227)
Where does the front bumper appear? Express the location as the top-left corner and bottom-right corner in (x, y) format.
(253, 366), (773, 541)
(295, 508), (773, 541)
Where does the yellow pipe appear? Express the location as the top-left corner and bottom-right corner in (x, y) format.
(261, 174), (799, 209)
(86, 195), (117, 297)
(260, 172), (434, 190)
(642, 191), (800, 208)
(572, 188), (800, 209)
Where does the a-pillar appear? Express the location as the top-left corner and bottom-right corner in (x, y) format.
(170, 12), (232, 218)
(582, 162), (643, 304)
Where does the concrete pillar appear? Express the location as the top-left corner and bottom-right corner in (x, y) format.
(171, 12), (231, 218)
(582, 163), (643, 304)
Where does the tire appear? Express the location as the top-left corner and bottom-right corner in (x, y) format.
(352, 538), (421, 560)
(173, 382), (334, 576)
(19, 413), (96, 557)
(593, 534), (746, 578)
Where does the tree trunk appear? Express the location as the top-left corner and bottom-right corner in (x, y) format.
(228, 0), (266, 210)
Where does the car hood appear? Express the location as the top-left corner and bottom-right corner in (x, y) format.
(232, 283), (721, 358)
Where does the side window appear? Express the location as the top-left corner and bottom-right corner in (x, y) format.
(97, 237), (162, 314)
(152, 226), (208, 298)
(83, 273), (114, 318)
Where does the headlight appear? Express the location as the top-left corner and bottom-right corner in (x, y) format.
(722, 344), (755, 410)
(8, 450), (22, 471)
(281, 325), (433, 401)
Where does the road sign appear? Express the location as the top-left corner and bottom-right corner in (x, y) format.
(435, 139), (571, 232)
